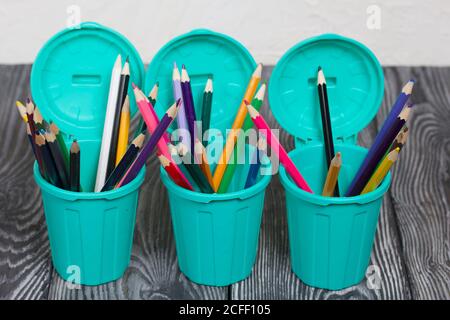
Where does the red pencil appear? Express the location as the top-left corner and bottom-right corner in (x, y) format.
(158, 153), (194, 190)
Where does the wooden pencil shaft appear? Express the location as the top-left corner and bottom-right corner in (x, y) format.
(102, 144), (139, 191)
(107, 72), (130, 177)
(46, 138), (70, 189)
(318, 70), (339, 196)
(322, 154), (342, 197)
(70, 146), (80, 192)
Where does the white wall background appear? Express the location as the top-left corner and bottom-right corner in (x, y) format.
(0, 0), (446, 65)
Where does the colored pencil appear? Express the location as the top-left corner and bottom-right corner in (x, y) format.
(213, 64), (262, 192)
(95, 54), (122, 192)
(389, 126), (409, 152)
(194, 139), (214, 188)
(102, 133), (144, 191)
(115, 95), (130, 165)
(36, 132), (61, 187)
(107, 57), (130, 177)
(116, 99), (180, 188)
(172, 62), (190, 148)
(44, 130), (70, 189)
(361, 148), (400, 194)
(318, 67), (339, 196)
(33, 106), (46, 130)
(245, 137), (266, 189)
(70, 140), (81, 192)
(158, 154), (194, 190)
(322, 152), (342, 197)
(133, 84), (193, 190)
(346, 105), (412, 196)
(218, 83), (266, 193)
(201, 77), (213, 144)
(181, 65), (197, 153)
(26, 122), (37, 157)
(134, 82), (159, 136)
(49, 122), (69, 170)
(246, 102), (313, 193)
(179, 143), (214, 193)
(26, 98), (45, 177)
(15, 100), (27, 123)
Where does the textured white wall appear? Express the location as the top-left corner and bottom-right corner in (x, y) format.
(0, 0), (445, 65)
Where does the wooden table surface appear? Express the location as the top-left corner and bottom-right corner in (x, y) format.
(0, 65), (448, 300)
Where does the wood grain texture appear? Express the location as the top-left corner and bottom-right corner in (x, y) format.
(0, 65), (448, 300)
(383, 67), (450, 299)
(0, 65), (52, 299)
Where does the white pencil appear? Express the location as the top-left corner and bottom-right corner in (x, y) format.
(95, 54), (122, 192)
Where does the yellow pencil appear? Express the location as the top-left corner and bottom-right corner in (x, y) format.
(115, 95), (130, 165)
(212, 63), (262, 191)
(361, 148), (400, 194)
(16, 101), (28, 123)
(322, 152), (342, 197)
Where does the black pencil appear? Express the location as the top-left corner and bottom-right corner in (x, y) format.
(101, 133), (145, 192)
(178, 143), (214, 193)
(44, 130), (70, 189)
(106, 57), (130, 177)
(318, 67), (339, 196)
(70, 140), (81, 192)
(36, 131), (61, 187)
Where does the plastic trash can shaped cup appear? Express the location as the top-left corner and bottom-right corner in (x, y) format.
(269, 34), (389, 290)
(31, 22), (146, 285)
(147, 29), (272, 286)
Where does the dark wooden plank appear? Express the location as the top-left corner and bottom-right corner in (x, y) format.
(0, 65), (52, 299)
(382, 67), (450, 299)
(230, 66), (412, 299)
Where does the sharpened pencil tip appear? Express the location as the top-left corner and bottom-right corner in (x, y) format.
(156, 81), (159, 86)
(26, 97), (31, 103)
(182, 64), (186, 69)
(318, 66), (322, 71)
(132, 83), (137, 89)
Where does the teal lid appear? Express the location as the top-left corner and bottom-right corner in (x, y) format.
(30, 22), (145, 140)
(145, 29), (257, 135)
(269, 34), (384, 145)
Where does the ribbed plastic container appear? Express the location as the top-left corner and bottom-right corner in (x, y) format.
(279, 145), (390, 290)
(160, 144), (272, 286)
(30, 22), (146, 285)
(34, 163), (145, 285)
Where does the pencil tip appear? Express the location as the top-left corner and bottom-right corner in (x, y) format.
(156, 81), (159, 87)
(173, 62), (177, 68)
(132, 83), (137, 89)
(318, 66), (322, 71)
(26, 97), (31, 103)
(182, 64), (186, 69)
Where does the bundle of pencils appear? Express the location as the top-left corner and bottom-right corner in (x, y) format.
(16, 98), (80, 191)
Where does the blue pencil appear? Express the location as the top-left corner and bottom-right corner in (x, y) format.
(346, 80), (414, 197)
(245, 138), (265, 189)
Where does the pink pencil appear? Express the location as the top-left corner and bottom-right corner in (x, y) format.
(246, 101), (313, 193)
(132, 84), (193, 190)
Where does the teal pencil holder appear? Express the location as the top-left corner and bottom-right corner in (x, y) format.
(30, 22), (146, 285)
(34, 163), (145, 285)
(269, 34), (387, 290)
(160, 144), (272, 286)
(147, 29), (270, 286)
(279, 145), (390, 290)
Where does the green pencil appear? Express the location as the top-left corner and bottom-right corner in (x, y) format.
(217, 83), (266, 193)
(201, 78), (213, 145)
(134, 82), (159, 137)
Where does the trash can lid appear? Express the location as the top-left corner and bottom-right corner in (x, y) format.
(31, 22), (145, 140)
(269, 33), (384, 144)
(145, 28), (257, 135)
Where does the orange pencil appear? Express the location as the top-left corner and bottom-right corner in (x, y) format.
(194, 139), (214, 189)
(212, 63), (262, 191)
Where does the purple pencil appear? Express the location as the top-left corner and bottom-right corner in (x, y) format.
(346, 80), (414, 196)
(181, 65), (197, 153)
(346, 105), (412, 196)
(116, 99), (181, 188)
(173, 62), (190, 151)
